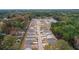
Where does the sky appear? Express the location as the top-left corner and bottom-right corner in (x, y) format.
(0, 0), (79, 9)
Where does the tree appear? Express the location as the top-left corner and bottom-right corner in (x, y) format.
(0, 21), (6, 32)
(44, 40), (73, 50)
(2, 35), (17, 50)
(51, 16), (79, 49)
(54, 40), (73, 50)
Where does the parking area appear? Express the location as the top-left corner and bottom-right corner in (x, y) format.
(24, 18), (57, 50)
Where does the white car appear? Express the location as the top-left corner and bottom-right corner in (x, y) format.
(25, 48), (32, 50)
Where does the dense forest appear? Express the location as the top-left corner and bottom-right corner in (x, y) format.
(51, 13), (79, 50)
